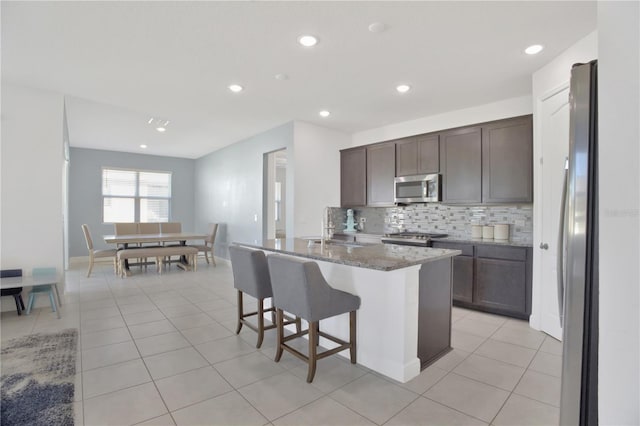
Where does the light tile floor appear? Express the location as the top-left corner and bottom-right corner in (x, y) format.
(1, 259), (563, 425)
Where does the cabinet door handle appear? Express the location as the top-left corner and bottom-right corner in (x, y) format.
(539, 243), (549, 250)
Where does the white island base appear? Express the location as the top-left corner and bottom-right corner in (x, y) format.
(243, 239), (458, 383)
(309, 260), (423, 382)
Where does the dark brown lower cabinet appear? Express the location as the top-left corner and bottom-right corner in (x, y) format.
(418, 257), (453, 369)
(452, 256), (474, 303)
(475, 257), (527, 314)
(431, 240), (532, 319)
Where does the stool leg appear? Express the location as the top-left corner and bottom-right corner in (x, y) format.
(350, 310), (357, 364)
(307, 321), (318, 383)
(26, 293), (35, 315)
(236, 290), (243, 334)
(18, 294), (25, 311)
(13, 295), (21, 315)
(49, 291), (57, 313)
(316, 322), (320, 347)
(53, 284), (62, 306)
(256, 299), (265, 348)
(274, 309), (284, 362)
(295, 317), (302, 334)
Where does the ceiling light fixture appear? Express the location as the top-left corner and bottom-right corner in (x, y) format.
(148, 118), (170, 132)
(525, 44), (544, 55)
(368, 22), (387, 33)
(396, 84), (411, 93)
(298, 35), (318, 47)
(319, 110), (331, 118)
(275, 73), (289, 81)
(140, 144), (147, 149)
(228, 84), (244, 93)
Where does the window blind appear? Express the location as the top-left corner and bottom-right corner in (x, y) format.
(102, 168), (171, 223)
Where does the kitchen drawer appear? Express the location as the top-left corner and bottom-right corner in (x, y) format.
(431, 241), (474, 256)
(476, 245), (527, 261)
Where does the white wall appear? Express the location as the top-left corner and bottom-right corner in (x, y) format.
(293, 121), (350, 236)
(1, 84), (65, 310)
(194, 122), (295, 259)
(351, 95), (532, 146)
(529, 31), (598, 329)
(597, 2), (639, 424)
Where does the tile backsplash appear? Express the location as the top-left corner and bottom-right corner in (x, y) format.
(329, 204), (533, 244)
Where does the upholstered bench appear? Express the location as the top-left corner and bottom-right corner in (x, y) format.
(117, 246), (198, 277)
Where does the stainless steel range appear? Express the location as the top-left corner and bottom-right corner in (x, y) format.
(381, 232), (448, 247)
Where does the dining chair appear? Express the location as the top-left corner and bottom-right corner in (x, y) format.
(137, 223), (162, 269)
(160, 222), (181, 233)
(138, 222), (161, 235)
(114, 222), (139, 235)
(1, 269), (25, 315)
(82, 224), (118, 277)
(191, 223), (219, 266)
(26, 267), (60, 318)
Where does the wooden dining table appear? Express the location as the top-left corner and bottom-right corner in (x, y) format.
(103, 232), (207, 271)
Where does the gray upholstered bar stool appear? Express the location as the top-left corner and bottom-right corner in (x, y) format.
(229, 245), (300, 348)
(267, 254), (361, 383)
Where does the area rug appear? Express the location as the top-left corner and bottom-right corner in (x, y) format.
(1, 329), (78, 426)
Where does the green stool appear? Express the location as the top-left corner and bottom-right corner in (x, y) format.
(26, 267), (60, 318)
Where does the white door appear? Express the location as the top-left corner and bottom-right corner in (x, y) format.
(539, 86), (570, 340)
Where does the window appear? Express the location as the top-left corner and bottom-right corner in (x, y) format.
(102, 168), (171, 223)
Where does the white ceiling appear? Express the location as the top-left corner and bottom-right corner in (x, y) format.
(2, 1), (596, 159)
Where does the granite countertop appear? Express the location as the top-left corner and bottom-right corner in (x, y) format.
(237, 238), (461, 272)
(334, 232), (532, 248)
(431, 236), (533, 248)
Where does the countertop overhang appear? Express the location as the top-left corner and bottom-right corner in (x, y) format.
(236, 238), (460, 271)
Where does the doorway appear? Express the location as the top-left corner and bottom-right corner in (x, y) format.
(264, 149), (287, 239)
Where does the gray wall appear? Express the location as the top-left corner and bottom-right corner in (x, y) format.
(69, 147), (195, 256)
(195, 122), (294, 259)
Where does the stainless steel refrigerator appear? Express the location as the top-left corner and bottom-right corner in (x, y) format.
(559, 60), (598, 425)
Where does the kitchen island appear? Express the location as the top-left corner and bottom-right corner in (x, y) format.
(236, 238), (460, 383)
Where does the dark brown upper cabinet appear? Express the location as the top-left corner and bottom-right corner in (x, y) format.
(440, 126), (483, 204)
(482, 116), (533, 203)
(396, 134), (440, 177)
(366, 142), (396, 206)
(340, 147), (367, 207)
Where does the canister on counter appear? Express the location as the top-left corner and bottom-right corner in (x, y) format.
(494, 224), (510, 240)
(471, 225), (483, 239)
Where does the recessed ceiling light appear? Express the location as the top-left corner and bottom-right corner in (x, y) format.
(156, 127), (166, 132)
(298, 35), (318, 47)
(396, 84), (411, 93)
(319, 110), (331, 118)
(525, 44), (544, 55)
(228, 84), (244, 93)
(368, 22), (387, 33)
(140, 144), (147, 149)
(275, 73), (289, 81)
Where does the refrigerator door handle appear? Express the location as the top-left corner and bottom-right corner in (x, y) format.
(557, 158), (569, 327)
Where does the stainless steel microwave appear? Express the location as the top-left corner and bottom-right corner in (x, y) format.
(394, 174), (441, 203)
